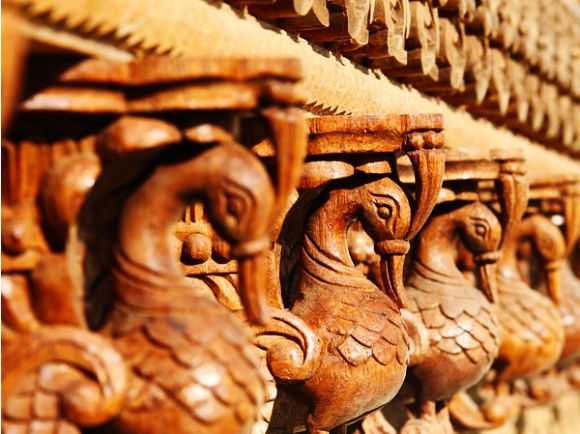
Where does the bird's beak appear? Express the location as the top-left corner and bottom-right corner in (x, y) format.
(474, 251), (501, 303)
(475, 262), (498, 303)
(544, 261), (562, 305)
(379, 253), (408, 309)
(237, 249), (271, 326)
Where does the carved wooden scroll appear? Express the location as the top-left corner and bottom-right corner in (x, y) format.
(2, 56), (308, 434)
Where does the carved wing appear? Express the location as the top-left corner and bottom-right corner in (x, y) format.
(496, 277), (563, 359)
(2, 273), (127, 434)
(407, 282), (499, 365)
(2, 327), (128, 434)
(327, 289), (409, 367)
(112, 300), (265, 428)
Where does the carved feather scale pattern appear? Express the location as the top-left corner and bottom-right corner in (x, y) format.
(298, 233), (409, 369)
(109, 248), (266, 432)
(495, 274), (564, 380)
(3, 366), (84, 434)
(331, 290), (410, 367)
(407, 261), (499, 364)
(405, 260), (500, 401)
(110, 301), (265, 428)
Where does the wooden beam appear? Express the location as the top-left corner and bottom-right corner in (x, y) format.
(11, 0), (580, 175)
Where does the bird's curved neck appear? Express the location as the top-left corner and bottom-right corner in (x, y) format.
(413, 214), (464, 281)
(300, 190), (377, 293)
(118, 159), (205, 279)
(305, 191), (358, 267)
(498, 218), (534, 279)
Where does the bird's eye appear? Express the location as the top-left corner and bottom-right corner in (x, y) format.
(474, 224), (486, 237)
(226, 194), (245, 219)
(376, 204), (392, 219)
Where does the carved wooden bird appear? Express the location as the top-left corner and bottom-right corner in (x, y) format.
(517, 215), (579, 368)
(403, 201), (502, 432)
(494, 214), (564, 384)
(2, 155), (126, 434)
(108, 142), (274, 434)
(558, 262), (580, 366)
(278, 176), (417, 434)
(513, 214), (580, 401)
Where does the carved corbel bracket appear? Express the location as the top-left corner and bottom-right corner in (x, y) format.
(518, 176), (580, 390)
(253, 113), (446, 433)
(367, 148), (525, 434)
(32, 56), (307, 319)
(3, 56), (309, 434)
(448, 155), (570, 430)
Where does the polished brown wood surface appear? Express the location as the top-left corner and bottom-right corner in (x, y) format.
(257, 115), (445, 433)
(3, 10), (580, 433)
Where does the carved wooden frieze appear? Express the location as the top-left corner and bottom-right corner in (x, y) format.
(163, 113), (446, 433)
(4, 3), (580, 432)
(2, 53), (456, 434)
(445, 153), (572, 430)
(9, 49), (577, 434)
